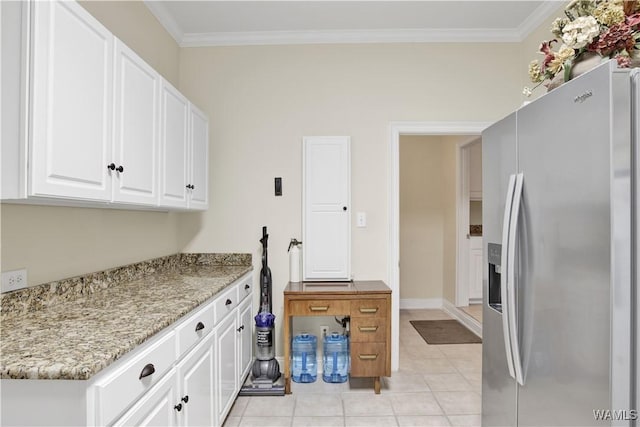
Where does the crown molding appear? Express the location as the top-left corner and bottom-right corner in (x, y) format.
(180, 28), (523, 47)
(144, 0), (184, 44)
(145, 1), (566, 48)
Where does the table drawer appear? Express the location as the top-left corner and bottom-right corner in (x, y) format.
(176, 302), (215, 358)
(350, 342), (386, 377)
(95, 331), (176, 425)
(351, 317), (386, 343)
(350, 299), (388, 318)
(214, 284), (239, 324)
(288, 299), (349, 316)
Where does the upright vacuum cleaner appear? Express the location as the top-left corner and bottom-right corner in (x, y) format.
(239, 226), (285, 396)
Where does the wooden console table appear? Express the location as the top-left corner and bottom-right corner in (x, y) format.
(283, 281), (391, 394)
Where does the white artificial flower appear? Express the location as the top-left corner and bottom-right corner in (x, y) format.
(522, 87), (533, 97)
(561, 16), (600, 49)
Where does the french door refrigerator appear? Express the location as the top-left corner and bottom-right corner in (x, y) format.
(482, 60), (638, 426)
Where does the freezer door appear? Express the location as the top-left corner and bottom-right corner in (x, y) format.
(516, 61), (631, 426)
(482, 112), (518, 426)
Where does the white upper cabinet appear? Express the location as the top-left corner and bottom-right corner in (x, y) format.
(303, 136), (351, 281)
(159, 82), (210, 211)
(30, 0), (114, 201)
(112, 39), (160, 205)
(188, 104), (209, 210)
(159, 81), (190, 209)
(1, 0), (208, 211)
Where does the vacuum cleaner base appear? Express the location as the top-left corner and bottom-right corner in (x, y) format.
(238, 375), (285, 396)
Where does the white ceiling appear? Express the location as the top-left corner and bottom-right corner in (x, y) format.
(144, 1), (564, 47)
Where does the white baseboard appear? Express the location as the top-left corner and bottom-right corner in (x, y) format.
(442, 299), (482, 338)
(399, 298), (443, 309)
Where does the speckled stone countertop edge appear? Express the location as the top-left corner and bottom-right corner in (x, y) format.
(0, 254), (253, 380)
(0, 252), (252, 321)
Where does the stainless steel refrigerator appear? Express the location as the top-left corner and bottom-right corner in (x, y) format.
(482, 60), (639, 426)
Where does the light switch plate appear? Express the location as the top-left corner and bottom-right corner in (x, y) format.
(356, 212), (367, 227)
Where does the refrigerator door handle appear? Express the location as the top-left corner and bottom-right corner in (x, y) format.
(507, 172), (525, 386)
(500, 174), (517, 380)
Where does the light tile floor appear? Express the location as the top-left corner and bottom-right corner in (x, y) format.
(224, 309), (482, 427)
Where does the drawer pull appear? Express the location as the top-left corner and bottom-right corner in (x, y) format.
(174, 403), (183, 412)
(309, 306), (329, 312)
(358, 326), (379, 332)
(181, 395), (189, 404)
(225, 299), (232, 306)
(139, 363), (155, 379)
(358, 354), (379, 361)
(245, 284), (250, 290)
(359, 307), (379, 314)
(195, 321), (205, 332)
(237, 325), (245, 332)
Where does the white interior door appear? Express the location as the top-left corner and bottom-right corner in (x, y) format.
(303, 136), (351, 281)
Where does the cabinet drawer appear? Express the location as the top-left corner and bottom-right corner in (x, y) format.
(214, 285), (239, 324)
(238, 276), (253, 302)
(350, 299), (388, 318)
(95, 332), (176, 426)
(350, 317), (386, 343)
(176, 302), (215, 358)
(350, 342), (387, 377)
(288, 299), (349, 316)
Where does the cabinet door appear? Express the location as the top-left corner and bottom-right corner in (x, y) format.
(112, 39), (159, 205)
(30, 0), (113, 201)
(303, 136), (351, 280)
(215, 314), (238, 424)
(176, 337), (214, 427)
(113, 369), (178, 427)
(159, 80), (189, 208)
(188, 104), (209, 210)
(237, 297), (253, 381)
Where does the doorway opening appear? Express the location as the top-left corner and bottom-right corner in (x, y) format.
(389, 121), (490, 372)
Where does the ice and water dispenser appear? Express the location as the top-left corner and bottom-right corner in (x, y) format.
(487, 243), (503, 312)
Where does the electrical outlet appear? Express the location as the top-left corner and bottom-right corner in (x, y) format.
(320, 325), (328, 338)
(1, 269), (28, 293)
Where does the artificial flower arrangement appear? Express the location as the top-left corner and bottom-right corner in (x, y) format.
(524, 0), (640, 96)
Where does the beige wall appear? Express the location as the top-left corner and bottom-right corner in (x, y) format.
(0, 1), (180, 286)
(79, 0), (180, 86)
(399, 136), (445, 301)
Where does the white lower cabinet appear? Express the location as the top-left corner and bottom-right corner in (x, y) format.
(175, 332), (215, 426)
(215, 313), (239, 424)
(113, 369), (178, 427)
(0, 272), (252, 427)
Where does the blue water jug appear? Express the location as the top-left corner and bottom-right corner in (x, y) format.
(322, 332), (349, 383)
(291, 333), (317, 383)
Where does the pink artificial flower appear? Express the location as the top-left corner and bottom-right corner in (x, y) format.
(615, 54), (632, 67)
(626, 13), (640, 27)
(539, 40), (557, 73)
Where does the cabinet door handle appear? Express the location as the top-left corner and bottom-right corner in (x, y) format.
(195, 321), (205, 332)
(359, 307), (378, 314)
(244, 284), (250, 290)
(225, 299), (232, 306)
(174, 403), (183, 412)
(237, 325), (244, 332)
(309, 306), (329, 312)
(107, 163), (116, 170)
(181, 395), (189, 404)
(358, 326), (378, 332)
(358, 354), (379, 360)
(343, 206), (347, 211)
(139, 363), (155, 379)
(116, 165), (124, 173)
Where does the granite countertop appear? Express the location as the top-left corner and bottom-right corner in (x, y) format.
(0, 254), (252, 381)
